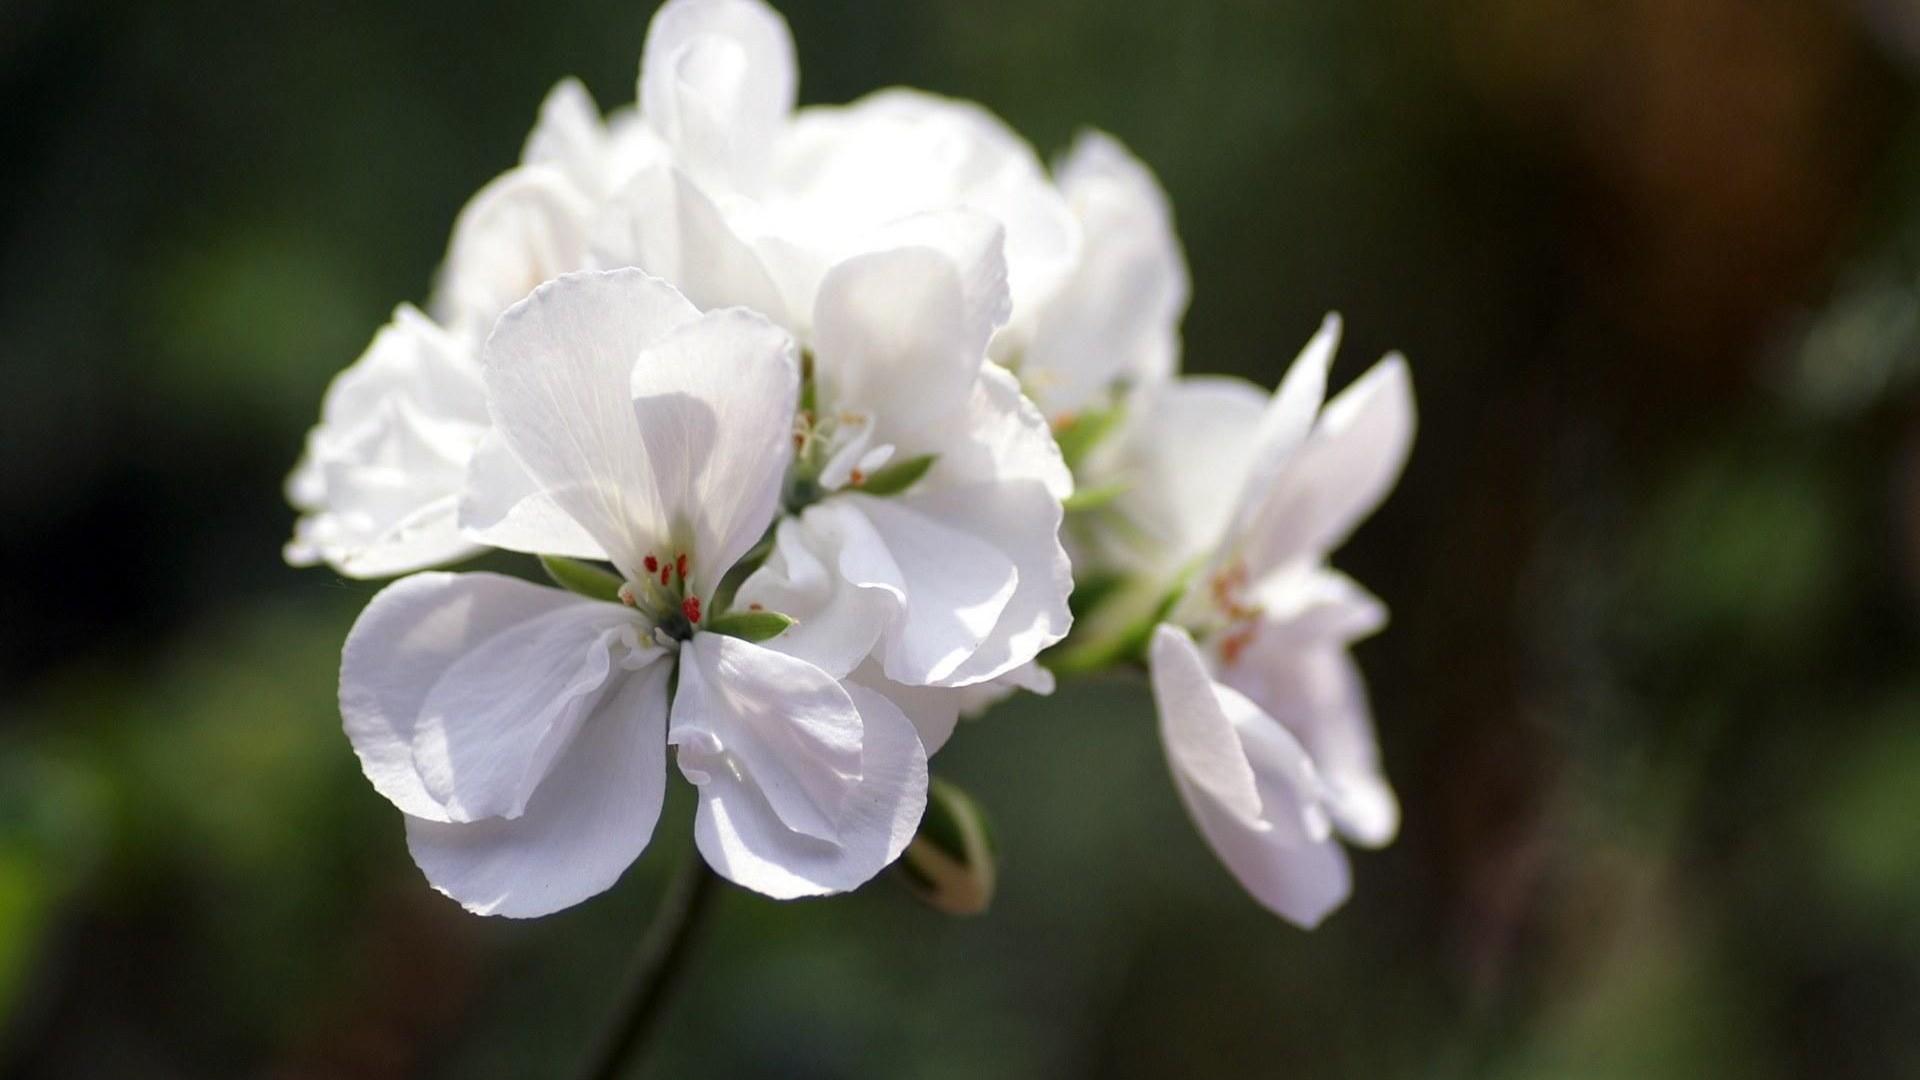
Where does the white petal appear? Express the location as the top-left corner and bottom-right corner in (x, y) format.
(521, 78), (608, 194)
(1148, 625), (1263, 823)
(1237, 355), (1416, 577)
(340, 572), (633, 823)
(733, 503), (903, 679)
(932, 361), (1073, 499)
(812, 245), (986, 436)
(1223, 635), (1398, 849)
(628, 307), (799, 597)
(286, 306), (488, 578)
(430, 166), (595, 341)
(672, 633), (864, 845)
(881, 480), (1073, 686)
(591, 165), (790, 322)
(845, 661), (961, 754)
(1024, 130), (1189, 418)
(480, 269), (702, 577)
(1080, 375), (1269, 578)
(1150, 625), (1351, 927)
(457, 428), (607, 560)
(404, 658), (672, 918)
(640, 0), (795, 192)
(850, 209), (1011, 350)
(685, 668), (928, 899)
(1243, 314), (1340, 489)
(840, 495), (1018, 686)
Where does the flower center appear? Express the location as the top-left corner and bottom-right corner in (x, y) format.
(618, 550), (703, 644)
(785, 406), (897, 511)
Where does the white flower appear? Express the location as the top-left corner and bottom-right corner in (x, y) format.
(287, 156), (600, 578)
(599, 0), (1078, 346)
(722, 211), (1075, 696)
(1018, 130), (1189, 421)
(342, 269), (927, 915)
(1140, 320), (1415, 926)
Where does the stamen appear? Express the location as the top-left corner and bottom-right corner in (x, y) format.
(675, 553), (689, 580)
(748, 602), (764, 611)
(643, 555), (659, 573)
(681, 596), (702, 623)
(617, 583), (638, 608)
(849, 468), (865, 486)
(659, 565), (670, 585)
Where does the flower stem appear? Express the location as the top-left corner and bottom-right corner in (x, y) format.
(578, 850), (719, 1080)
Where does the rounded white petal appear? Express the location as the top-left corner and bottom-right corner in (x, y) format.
(932, 360), (1073, 499)
(340, 572), (633, 823)
(640, 0), (795, 192)
(456, 429), (607, 560)
(840, 495), (1018, 687)
(672, 633), (865, 845)
(480, 268), (702, 576)
(591, 164), (790, 322)
(431, 166), (595, 342)
(881, 480), (1073, 687)
(628, 307), (799, 598)
(404, 658), (673, 918)
(683, 658), (928, 899)
(287, 305), (488, 578)
(733, 503), (903, 679)
(813, 246), (984, 437)
(1149, 625), (1350, 927)
(1023, 129), (1189, 418)
(1078, 375), (1269, 578)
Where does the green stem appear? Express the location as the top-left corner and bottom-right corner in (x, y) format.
(578, 851), (719, 1080)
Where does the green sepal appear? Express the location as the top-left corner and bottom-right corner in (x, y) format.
(1053, 400), (1126, 471)
(1063, 480), (1128, 513)
(856, 453), (937, 496)
(706, 609), (796, 643)
(895, 777), (997, 916)
(1045, 565), (1193, 676)
(540, 555), (623, 604)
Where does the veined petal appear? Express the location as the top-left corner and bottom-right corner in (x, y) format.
(687, 676), (928, 898)
(431, 166), (595, 341)
(882, 479), (1072, 686)
(1150, 625), (1351, 927)
(481, 269), (702, 578)
(671, 633), (864, 845)
(640, 0), (795, 192)
(457, 429), (607, 561)
(840, 495), (1018, 687)
(592, 164), (790, 322)
(340, 572), (644, 823)
(404, 658), (673, 918)
(1237, 355), (1416, 578)
(733, 502), (904, 679)
(628, 307), (799, 597)
(812, 246), (985, 437)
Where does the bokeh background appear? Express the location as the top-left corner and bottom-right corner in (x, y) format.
(5, 0), (1920, 1076)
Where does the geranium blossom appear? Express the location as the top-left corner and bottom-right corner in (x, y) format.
(342, 269), (926, 915)
(1136, 320), (1415, 925)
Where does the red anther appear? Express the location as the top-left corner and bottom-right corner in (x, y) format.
(659, 565), (670, 585)
(675, 553), (689, 580)
(748, 602), (764, 611)
(643, 555), (659, 573)
(849, 469), (866, 486)
(1220, 625), (1254, 667)
(681, 596), (702, 623)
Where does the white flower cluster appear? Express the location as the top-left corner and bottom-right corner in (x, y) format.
(287, 0), (1414, 926)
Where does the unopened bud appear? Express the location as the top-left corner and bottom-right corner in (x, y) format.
(896, 777), (996, 916)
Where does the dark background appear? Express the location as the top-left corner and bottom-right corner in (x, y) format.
(5, 1), (1920, 1076)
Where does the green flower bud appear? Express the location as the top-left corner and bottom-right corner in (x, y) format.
(896, 777), (997, 916)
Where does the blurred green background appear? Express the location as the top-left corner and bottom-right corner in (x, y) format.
(6, 0), (1920, 1076)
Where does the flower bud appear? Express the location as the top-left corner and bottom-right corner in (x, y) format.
(896, 777), (996, 916)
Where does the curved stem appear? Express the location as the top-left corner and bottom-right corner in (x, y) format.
(578, 850), (719, 1080)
